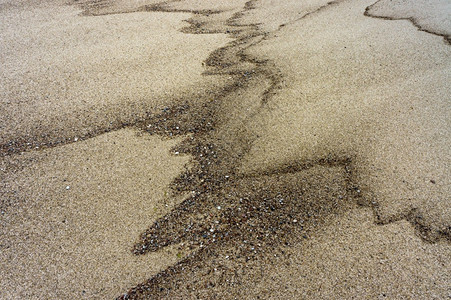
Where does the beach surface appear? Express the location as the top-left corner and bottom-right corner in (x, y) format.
(1, 0), (450, 299)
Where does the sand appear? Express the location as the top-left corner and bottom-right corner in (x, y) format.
(242, 208), (451, 298)
(0, 0), (232, 150)
(241, 0), (450, 239)
(0, 129), (190, 299)
(1, 0), (450, 298)
(366, 0), (451, 42)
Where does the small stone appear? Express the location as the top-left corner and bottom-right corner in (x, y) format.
(66, 186), (70, 190)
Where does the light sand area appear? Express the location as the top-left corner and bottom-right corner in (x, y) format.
(72, 0), (250, 16)
(0, 128), (190, 299)
(243, 208), (451, 299)
(240, 0), (450, 239)
(367, 0), (451, 42)
(0, 0), (231, 148)
(238, 0), (332, 31)
(0, 0), (450, 298)
(168, 0), (249, 12)
(69, 0), (164, 15)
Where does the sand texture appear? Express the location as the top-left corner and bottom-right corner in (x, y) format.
(1, 0), (450, 299)
(1, 129), (190, 298)
(0, 0), (231, 151)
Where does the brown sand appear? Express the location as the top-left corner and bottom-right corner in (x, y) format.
(241, 0), (450, 239)
(242, 208), (451, 299)
(1, 0), (450, 298)
(239, 0), (333, 31)
(0, 0), (231, 150)
(0, 129), (190, 298)
(366, 0), (451, 42)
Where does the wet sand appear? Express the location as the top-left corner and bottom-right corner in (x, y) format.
(1, 0), (450, 299)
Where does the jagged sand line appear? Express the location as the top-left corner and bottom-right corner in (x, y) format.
(365, 0), (450, 44)
(113, 0), (449, 298)
(0, 0), (449, 298)
(241, 0), (450, 241)
(0, 0), (233, 156)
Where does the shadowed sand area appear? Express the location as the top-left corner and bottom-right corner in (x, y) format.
(1, 0), (450, 298)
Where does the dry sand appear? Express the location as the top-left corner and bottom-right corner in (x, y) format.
(241, 208), (451, 299)
(241, 0), (450, 239)
(1, 0), (450, 299)
(1, 129), (190, 299)
(0, 0), (231, 149)
(367, 0), (451, 42)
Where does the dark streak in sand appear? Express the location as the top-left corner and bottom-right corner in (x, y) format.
(108, 1), (362, 298)
(364, 0), (451, 45)
(3, 0), (449, 298)
(108, 0), (448, 298)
